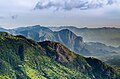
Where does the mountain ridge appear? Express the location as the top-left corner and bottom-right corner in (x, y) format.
(0, 32), (120, 79)
(49, 26), (120, 47)
(0, 25), (120, 57)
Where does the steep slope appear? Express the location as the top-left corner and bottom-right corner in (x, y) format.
(54, 29), (85, 54)
(39, 41), (120, 79)
(0, 32), (89, 79)
(14, 25), (55, 42)
(49, 26), (120, 47)
(11, 26), (87, 55)
(17, 26), (119, 56)
(0, 32), (120, 79)
(0, 25), (119, 57)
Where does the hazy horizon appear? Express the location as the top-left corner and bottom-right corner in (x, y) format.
(0, 0), (120, 28)
(0, 24), (120, 29)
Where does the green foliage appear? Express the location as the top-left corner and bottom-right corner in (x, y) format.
(0, 32), (120, 79)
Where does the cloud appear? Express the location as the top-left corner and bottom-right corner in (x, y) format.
(34, 0), (117, 10)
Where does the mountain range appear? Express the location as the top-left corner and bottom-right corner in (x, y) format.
(15, 25), (120, 55)
(0, 32), (120, 79)
(0, 25), (120, 67)
(49, 26), (120, 47)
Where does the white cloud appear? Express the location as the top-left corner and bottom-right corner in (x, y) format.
(35, 0), (118, 10)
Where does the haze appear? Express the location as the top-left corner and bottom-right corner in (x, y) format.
(0, 0), (120, 28)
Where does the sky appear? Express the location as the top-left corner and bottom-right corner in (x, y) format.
(0, 0), (120, 28)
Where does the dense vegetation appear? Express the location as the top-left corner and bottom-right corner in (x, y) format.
(0, 32), (120, 79)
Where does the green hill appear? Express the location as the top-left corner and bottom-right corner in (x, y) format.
(0, 32), (120, 79)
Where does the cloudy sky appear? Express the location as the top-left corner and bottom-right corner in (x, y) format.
(0, 0), (120, 28)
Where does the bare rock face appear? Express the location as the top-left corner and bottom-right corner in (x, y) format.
(54, 29), (83, 51)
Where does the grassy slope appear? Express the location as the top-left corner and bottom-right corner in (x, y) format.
(0, 32), (89, 79)
(0, 32), (119, 79)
